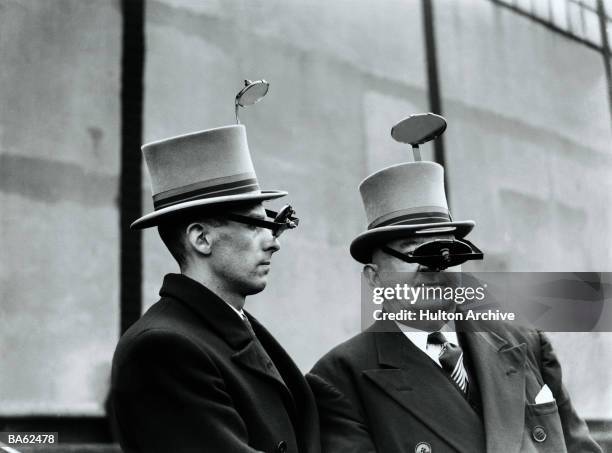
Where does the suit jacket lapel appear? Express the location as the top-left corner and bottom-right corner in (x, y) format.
(364, 326), (485, 453)
(461, 329), (526, 453)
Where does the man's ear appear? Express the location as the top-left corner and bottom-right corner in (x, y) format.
(363, 264), (381, 288)
(185, 222), (213, 256)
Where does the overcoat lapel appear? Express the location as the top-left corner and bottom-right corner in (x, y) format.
(364, 327), (485, 453)
(158, 274), (319, 451)
(229, 318), (298, 423)
(461, 329), (526, 453)
(247, 314), (321, 453)
(159, 274), (295, 409)
(232, 339), (291, 393)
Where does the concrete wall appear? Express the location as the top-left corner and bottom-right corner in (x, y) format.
(0, 0), (121, 415)
(435, 0), (612, 419)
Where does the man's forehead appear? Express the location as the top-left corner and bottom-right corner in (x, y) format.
(387, 233), (455, 249)
(230, 202), (266, 217)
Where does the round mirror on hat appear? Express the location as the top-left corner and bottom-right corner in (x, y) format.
(235, 79), (270, 123)
(391, 113), (447, 161)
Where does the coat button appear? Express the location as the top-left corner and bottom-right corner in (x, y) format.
(415, 442), (432, 453)
(532, 425), (547, 442)
(276, 440), (287, 453)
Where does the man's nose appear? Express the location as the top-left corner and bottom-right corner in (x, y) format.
(417, 264), (441, 273)
(263, 231), (281, 253)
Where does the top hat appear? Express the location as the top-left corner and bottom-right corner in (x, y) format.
(350, 161), (475, 263)
(131, 125), (286, 229)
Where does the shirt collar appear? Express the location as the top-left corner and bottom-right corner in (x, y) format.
(394, 320), (459, 353)
(223, 300), (247, 320)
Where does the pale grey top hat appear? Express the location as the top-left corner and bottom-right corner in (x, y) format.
(350, 161), (474, 263)
(131, 125), (286, 229)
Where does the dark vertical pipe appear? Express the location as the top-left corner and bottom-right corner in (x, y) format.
(119, 0), (145, 334)
(422, 0), (449, 196)
(596, 0), (612, 127)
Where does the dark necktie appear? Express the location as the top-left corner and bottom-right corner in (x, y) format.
(241, 315), (296, 421)
(241, 313), (258, 338)
(241, 315), (284, 379)
(427, 331), (469, 394)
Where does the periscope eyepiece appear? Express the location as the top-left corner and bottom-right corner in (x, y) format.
(382, 238), (483, 271)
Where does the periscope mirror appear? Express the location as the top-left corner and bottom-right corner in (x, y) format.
(391, 113), (447, 161)
(235, 79), (270, 124)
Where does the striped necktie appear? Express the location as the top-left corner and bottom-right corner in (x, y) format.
(427, 331), (469, 394)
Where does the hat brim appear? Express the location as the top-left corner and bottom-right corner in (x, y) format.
(350, 220), (475, 264)
(130, 190), (287, 229)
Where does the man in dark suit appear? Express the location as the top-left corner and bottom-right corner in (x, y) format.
(307, 159), (601, 452)
(111, 125), (320, 453)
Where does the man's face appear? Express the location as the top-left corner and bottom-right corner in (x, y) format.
(369, 234), (461, 315)
(208, 203), (281, 296)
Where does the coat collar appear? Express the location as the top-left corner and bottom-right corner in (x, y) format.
(159, 273), (297, 414)
(159, 273), (253, 349)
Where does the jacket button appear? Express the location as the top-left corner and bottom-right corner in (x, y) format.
(532, 425), (547, 442)
(276, 440), (287, 453)
(415, 442), (432, 453)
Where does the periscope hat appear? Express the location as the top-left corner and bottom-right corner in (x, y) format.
(350, 161), (474, 264)
(131, 124), (285, 229)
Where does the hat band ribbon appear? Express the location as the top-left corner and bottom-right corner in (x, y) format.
(369, 209), (451, 229)
(153, 176), (260, 210)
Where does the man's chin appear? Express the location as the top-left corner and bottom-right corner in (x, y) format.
(244, 280), (268, 296)
(415, 299), (456, 312)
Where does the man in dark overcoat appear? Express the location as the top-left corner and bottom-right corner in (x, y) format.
(307, 160), (601, 453)
(111, 125), (320, 453)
